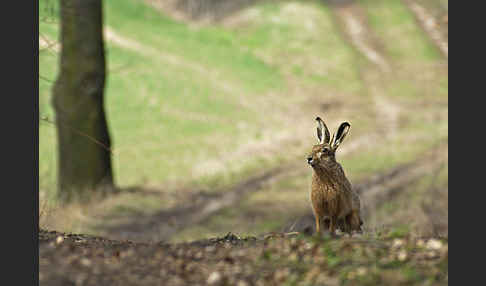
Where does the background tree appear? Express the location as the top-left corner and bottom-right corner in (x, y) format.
(52, 0), (114, 201)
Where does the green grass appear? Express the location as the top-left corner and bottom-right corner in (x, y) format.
(104, 0), (283, 93)
(39, 0), (282, 201)
(39, 21), (60, 201)
(39, 0), (367, 203)
(233, 1), (363, 93)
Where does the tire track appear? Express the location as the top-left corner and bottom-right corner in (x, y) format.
(333, 4), (391, 72)
(330, 2), (401, 138)
(402, 0), (448, 58)
(103, 27), (244, 96)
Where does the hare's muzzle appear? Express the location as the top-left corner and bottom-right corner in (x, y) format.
(307, 156), (314, 165)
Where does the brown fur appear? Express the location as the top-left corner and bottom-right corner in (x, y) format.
(308, 118), (363, 236)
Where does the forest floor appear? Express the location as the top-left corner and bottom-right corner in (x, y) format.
(40, 229), (447, 286)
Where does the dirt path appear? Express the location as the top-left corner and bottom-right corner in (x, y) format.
(101, 167), (288, 242)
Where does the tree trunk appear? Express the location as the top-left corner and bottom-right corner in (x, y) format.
(52, 0), (114, 202)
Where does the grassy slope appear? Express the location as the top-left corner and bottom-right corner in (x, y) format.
(175, 0), (448, 242)
(40, 0), (284, 202)
(39, 0), (447, 240)
(39, 0), (363, 204)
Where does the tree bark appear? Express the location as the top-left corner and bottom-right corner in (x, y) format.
(52, 0), (114, 202)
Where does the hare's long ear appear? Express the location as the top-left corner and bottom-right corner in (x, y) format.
(316, 117), (331, 144)
(331, 122), (350, 150)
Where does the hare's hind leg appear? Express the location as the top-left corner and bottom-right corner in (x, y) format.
(347, 212), (363, 233)
(340, 217), (352, 236)
(352, 212), (363, 232)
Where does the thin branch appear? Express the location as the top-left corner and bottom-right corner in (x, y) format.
(40, 116), (114, 155)
(39, 75), (55, 83)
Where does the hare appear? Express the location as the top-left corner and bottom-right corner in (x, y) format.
(307, 117), (363, 236)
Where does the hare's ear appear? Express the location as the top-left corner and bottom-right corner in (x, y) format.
(331, 122), (350, 150)
(316, 117), (331, 144)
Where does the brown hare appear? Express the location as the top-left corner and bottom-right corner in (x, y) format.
(307, 117), (363, 236)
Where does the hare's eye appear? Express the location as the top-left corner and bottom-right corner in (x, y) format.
(322, 147), (329, 153)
